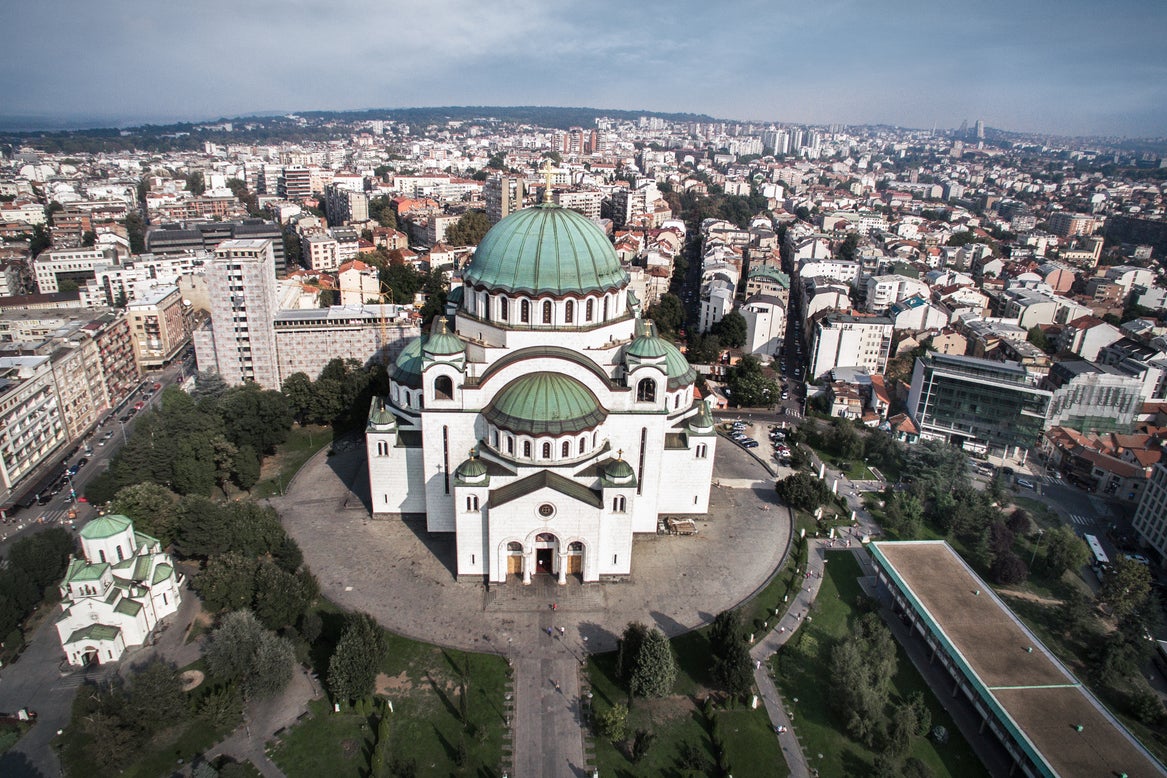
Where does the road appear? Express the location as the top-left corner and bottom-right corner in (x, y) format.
(0, 355), (191, 555)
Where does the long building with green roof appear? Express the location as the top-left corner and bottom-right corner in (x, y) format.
(368, 200), (716, 584)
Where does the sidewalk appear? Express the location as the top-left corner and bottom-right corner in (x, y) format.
(749, 538), (830, 778)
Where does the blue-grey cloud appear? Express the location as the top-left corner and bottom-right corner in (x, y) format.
(3, 0), (1165, 135)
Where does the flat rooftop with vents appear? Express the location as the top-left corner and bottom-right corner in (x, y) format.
(869, 540), (1166, 778)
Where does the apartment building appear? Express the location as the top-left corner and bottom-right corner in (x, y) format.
(302, 233), (340, 272)
(484, 175), (526, 224)
(272, 305), (417, 384)
(50, 333), (111, 440)
(1133, 464), (1167, 564)
(145, 220), (287, 276)
(126, 286), (190, 369)
(554, 190), (603, 221)
(34, 247), (119, 294)
(808, 314), (893, 379)
(202, 239), (280, 388)
(0, 356), (68, 492)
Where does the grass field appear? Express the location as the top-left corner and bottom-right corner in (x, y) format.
(251, 424), (332, 498)
(771, 551), (987, 777)
(270, 628), (509, 778)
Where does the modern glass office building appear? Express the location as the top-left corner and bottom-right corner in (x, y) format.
(907, 353), (1052, 456)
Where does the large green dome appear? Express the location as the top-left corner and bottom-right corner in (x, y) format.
(463, 204), (628, 296)
(484, 372), (607, 435)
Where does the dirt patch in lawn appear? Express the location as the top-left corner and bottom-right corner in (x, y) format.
(376, 671), (413, 695)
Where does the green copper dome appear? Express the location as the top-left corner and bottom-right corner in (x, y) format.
(662, 340), (697, 390)
(368, 398), (397, 429)
(392, 337), (424, 388)
(80, 514), (133, 540)
(626, 332), (670, 359)
(423, 317), (465, 357)
(604, 456), (634, 481)
(484, 372), (607, 435)
(463, 204), (628, 296)
(455, 453), (488, 481)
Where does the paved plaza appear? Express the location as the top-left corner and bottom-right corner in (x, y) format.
(273, 434), (792, 777)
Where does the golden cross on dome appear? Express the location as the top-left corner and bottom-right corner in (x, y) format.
(541, 158), (554, 204)
(617, 449), (624, 460)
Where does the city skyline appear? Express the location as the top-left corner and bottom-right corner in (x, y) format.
(5, 0), (1167, 137)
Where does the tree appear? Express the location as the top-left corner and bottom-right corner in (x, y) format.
(710, 610), (754, 698)
(826, 418), (863, 460)
(233, 445), (261, 490)
(616, 622), (648, 685)
(192, 371), (229, 401)
(29, 224), (51, 256)
(368, 196), (397, 229)
(253, 561), (316, 630)
(125, 211), (146, 254)
(628, 627), (676, 699)
(125, 659), (188, 734)
(1027, 325), (1052, 353)
(1101, 557), (1152, 622)
(775, 472), (831, 512)
(281, 372), (315, 424)
(110, 483), (178, 546)
(711, 310), (747, 349)
(837, 233), (860, 262)
(725, 355), (779, 407)
(205, 610), (294, 699)
(594, 703), (628, 741)
(1043, 525), (1088, 577)
(444, 210), (490, 246)
(329, 612), (386, 703)
(318, 288), (338, 307)
(685, 332), (721, 364)
(82, 230), (97, 246)
(828, 613), (897, 746)
(646, 293), (684, 337)
(197, 553), (259, 613)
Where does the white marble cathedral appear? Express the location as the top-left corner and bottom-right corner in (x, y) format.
(367, 192), (716, 584)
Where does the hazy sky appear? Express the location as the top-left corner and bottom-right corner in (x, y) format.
(4, 0), (1167, 136)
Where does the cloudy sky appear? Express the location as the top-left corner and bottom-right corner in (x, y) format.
(4, 0), (1166, 136)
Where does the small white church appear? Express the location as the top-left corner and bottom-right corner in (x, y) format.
(367, 193), (717, 584)
(55, 514), (183, 667)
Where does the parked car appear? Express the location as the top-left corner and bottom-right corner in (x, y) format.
(743, 440), (759, 448)
(1016, 478), (1035, 490)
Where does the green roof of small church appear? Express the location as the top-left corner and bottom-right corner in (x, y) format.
(455, 453), (488, 479)
(604, 456), (635, 480)
(463, 204), (627, 296)
(392, 337), (425, 387)
(152, 563), (174, 585)
(80, 514), (132, 540)
(484, 372), (607, 436)
(65, 624), (121, 644)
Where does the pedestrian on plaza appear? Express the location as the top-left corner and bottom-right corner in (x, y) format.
(558, 626), (565, 636)
(546, 627), (553, 637)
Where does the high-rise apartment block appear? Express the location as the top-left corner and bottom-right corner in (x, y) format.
(484, 175), (525, 224)
(200, 239), (280, 388)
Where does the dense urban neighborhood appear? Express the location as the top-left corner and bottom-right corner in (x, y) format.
(1, 106), (1167, 777)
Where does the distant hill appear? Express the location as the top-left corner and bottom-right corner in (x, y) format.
(0, 105), (720, 154)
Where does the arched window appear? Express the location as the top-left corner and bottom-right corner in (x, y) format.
(99, 549), (106, 563)
(523, 440), (532, 458)
(637, 378), (656, 403)
(696, 443), (708, 459)
(506, 436), (514, 455)
(542, 300), (553, 324)
(507, 541), (523, 553)
(562, 440), (571, 458)
(613, 495), (627, 512)
(674, 394), (681, 409)
(434, 375), (453, 400)
(116, 545), (125, 561)
(579, 436), (587, 454)
(603, 296), (610, 320)
(377, 440), (389, 456)
(586, 299), (594, 321)
(565, 300), (574, 323)
(568, 541), (583, 552)
(499, 296), (509, 321)
(521, 299), (530, 323)
(542, 442), (552, 459)
(466, 495), (479, 511)
(491, 429), (499, 447)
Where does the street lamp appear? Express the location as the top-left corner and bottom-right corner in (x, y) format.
(1030, 528), (1046, 566)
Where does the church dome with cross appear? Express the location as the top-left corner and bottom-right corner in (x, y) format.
(367, 175), (716, 586)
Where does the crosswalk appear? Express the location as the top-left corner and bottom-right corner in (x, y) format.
(1067, 513), (1093, 527)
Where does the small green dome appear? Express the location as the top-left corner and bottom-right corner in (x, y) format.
(662, 341), (697, 390)
(463, 204), (628, 296)
(392, 337), (424, 388)
(484, 372), (607, 435)
(604, 456), (634, 481)
(368, 398), (397, 429)
(455, 454), (488, 480)
(626, 332), (669, 359)
(423, 317), (465, 357)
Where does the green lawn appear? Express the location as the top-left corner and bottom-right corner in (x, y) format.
(771, 551), (987, 778)
(251, 424), (332, 498)
(270, 625), (509, 778)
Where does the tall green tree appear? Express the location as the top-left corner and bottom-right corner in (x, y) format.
(125, 660), (188, 734)
(109, 483), (178, 546)
(725, 355), (778, 407)
(205, 610), (294, 699)
(647, 294), (684, 336)
(329, 612), (386, 703)
(709, 610), (754, 698)
(775, 472), (830, 512)
(629, 628), (677, 699)
(1101, 557), (1152, 622)
(1043, 525), (1088, 577)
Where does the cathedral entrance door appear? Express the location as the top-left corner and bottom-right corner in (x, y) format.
(535, 548), (553, 574)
